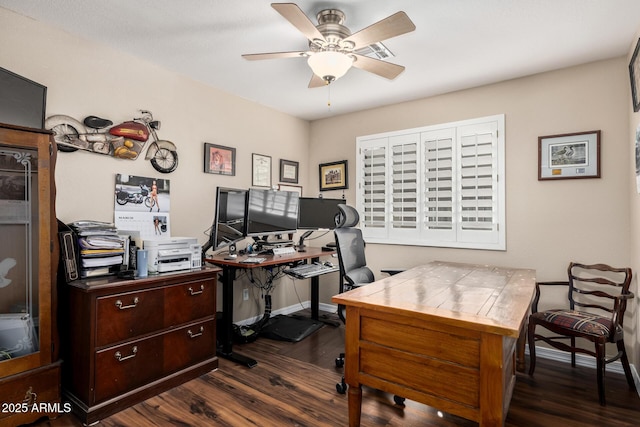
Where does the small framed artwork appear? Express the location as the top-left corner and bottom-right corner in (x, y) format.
(278, 183), (302, 196)
(279, 159), (299, 184)
(319, 160), (348, 191)
(538, 130), (601, 180)
(629, 38), (640, 112)
(252, 153), (272, 187)
(204, 143), (235, 175)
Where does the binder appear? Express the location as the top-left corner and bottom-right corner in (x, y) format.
(58, 220), (79, 282)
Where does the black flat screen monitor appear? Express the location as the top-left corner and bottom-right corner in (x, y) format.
(246, 188), (299, 238)
(298, 197), (343, 230)
(203, 187), (247, 254)
(0, 67), (47, 129)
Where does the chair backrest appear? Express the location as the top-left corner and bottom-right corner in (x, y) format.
(333, 204), (374, 286)
(334, 227), (374, 286)
(568, 262), (633, 327)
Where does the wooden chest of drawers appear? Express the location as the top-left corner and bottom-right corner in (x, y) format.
(59, 268), (220, 425)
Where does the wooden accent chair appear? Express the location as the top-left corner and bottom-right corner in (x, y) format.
(527, 262), (636, 405)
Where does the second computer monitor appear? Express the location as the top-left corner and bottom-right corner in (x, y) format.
(246, 188), (299, 238)
(297, 197), (344, 230)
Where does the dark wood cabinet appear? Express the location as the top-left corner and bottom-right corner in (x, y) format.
(0, 123), (61, 427)
(59, 268), (220, 425)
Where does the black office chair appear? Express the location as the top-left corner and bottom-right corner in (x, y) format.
(333, 204), (405, 405)
(333, 204), (373, 324)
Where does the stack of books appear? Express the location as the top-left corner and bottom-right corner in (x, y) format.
(69, 221), (125, 278)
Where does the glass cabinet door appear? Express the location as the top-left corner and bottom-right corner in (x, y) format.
(0, 146), (39, 362)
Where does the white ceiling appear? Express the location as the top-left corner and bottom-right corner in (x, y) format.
(2, 0), (640, 121)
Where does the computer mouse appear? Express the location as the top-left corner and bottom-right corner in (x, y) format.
(324, 261), (333, 267)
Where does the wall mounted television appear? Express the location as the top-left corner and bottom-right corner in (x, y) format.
(0, 66), (47, 129)
(246, 188), (299, 240)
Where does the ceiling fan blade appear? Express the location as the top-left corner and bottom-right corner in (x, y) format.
(242, 51), (307, 60)
(351, 54), (405, 80)
(308, 73), (327, 88)
(272, 3), (326, 44)
(343, 11), (415, 49)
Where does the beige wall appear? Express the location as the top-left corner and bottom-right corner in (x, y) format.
(0, 8), (312, 322)
(310, 57), (636, 364)
(2, 7), (638, 366)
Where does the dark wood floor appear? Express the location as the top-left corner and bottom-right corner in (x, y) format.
(30, 311), (639, 426)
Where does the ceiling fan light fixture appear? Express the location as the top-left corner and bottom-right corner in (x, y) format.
(307, 51), (353, 82)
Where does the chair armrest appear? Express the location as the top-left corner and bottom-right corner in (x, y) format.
(381, 268), (405, 276)
(620, 291), (635, 300)
(531, 281), (570, 313)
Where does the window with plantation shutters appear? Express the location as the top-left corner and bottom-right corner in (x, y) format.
(356, 114), (505, 250)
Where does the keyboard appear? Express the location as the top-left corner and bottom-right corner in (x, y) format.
(285, 262), (339, 279)
(240, 257), (266, 264)
(272, 246), (296, 255)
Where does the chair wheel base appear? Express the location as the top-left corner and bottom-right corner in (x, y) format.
(336, 377), (347, 394)
(393, 395), (406, 406)
(335, 352), (345, 368)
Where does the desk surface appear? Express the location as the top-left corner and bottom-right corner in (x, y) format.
(332, 260), (535, 338)
(206, 246), (334, 268)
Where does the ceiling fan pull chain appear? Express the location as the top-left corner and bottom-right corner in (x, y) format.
(327, 82), (331, 109)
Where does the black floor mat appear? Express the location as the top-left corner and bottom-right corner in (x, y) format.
(260, 314), (324, 342)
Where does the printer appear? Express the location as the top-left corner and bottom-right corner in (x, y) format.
(143, 237), (202, 274)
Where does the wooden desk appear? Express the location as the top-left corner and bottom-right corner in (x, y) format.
(207, 247), (335, 368)
(331, 261), (535, 427)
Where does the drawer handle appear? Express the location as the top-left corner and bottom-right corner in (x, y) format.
(22, 387), (37, 405)
(188, 284), (205, 296)
(114, 346), (138, 362)
(188, 326), (204, 338)
(115, 297), (139, 310)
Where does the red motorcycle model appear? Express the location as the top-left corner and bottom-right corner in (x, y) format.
(45, 110), (178, 173)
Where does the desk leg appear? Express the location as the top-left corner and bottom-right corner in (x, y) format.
(217, 265), (257, 368)
(348, 386), (362, 427)
(310, 257), (320, 320)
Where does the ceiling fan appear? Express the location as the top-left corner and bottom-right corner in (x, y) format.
(242, 3), (416, 88)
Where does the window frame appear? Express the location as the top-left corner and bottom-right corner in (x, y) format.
(356, 114), (506, 251)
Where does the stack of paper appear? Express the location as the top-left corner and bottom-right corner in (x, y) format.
(69, 221), (125, 278)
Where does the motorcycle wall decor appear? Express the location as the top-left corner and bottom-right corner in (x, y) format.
(45, 110), (178, 173)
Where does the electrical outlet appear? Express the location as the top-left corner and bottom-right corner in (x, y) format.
(243, 288), (249, 301)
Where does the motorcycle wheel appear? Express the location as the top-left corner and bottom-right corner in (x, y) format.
(151, 148), (178, 173)
(116, 197), (128, 205)
(49, 122), (80, 153)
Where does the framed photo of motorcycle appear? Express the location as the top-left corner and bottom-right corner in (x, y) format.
(204, 143), (236, 176)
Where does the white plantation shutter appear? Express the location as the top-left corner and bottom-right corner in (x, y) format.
(356, 114), (505, 250)
(422, 128), (456, 242)
(458, 122), (500, 244)
(390, 134), (419, 234)
(358, 138), (387, 239)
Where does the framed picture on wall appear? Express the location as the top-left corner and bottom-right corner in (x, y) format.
(204, 143), (235, 175)
(629, 38), (640, 112)
(252, 153), (272, 187)
(279, 159), (299, 184)
(319, 160), (348, 191)
(538, 130), (601, 180)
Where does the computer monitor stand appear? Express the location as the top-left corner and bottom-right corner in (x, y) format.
(296, 230), (314, 252)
